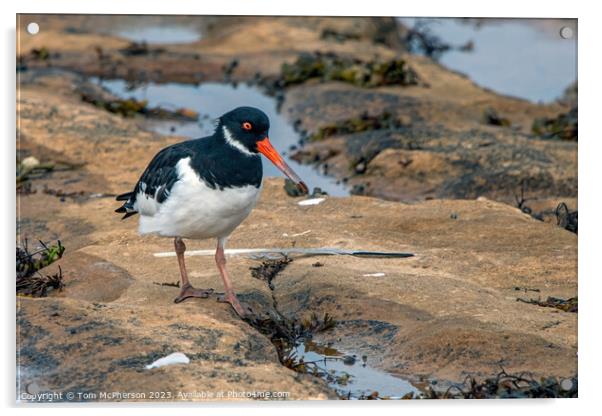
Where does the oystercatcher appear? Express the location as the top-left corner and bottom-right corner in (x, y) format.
(115, 107), (308, 317)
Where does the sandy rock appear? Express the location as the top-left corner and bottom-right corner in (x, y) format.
(17, 296), (332, 401)
(18, 16), (404, 84)
(16, 18), (577, 399)
(261, 190), (577, 383)
(284, 81), (576, 204)
(17, 15), (576, 206)
(18, 177), (577, 397)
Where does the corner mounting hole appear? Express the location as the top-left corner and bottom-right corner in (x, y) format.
(560, 26), (573, 39)
(27, 22), (39, 35)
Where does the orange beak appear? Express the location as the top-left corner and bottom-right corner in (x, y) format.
(257, 137), (308, 194)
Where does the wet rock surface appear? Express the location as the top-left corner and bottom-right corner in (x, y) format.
(16, 15), (577, 400)
(18, 296), (334, 401)
(283, 81), (576, 206)
(18, 16), (406, 84)
(18, 15), (576, 207)
(17, 74), (577, 399)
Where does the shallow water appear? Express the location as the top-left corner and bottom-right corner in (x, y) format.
(95, 79), (349, 196)
(293, 341), (420, 399)
(113, 25), (201, 44)
(113, 18), (576, 102)
(398, 18), (577, 103)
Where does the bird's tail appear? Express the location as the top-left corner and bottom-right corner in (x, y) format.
(115, 192), (138, 219)
(116, 192), (133, 201)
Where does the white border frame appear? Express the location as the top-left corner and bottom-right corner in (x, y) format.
(3, 1), (598, 415)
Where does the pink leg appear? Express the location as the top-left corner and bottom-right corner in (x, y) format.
(215, 238), (252, 317)
(173, 237), (214, 303)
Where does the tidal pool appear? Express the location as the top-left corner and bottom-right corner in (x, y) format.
(113, 25), (201, 44)
(398, 18), (577, 103)
(293, 341), (420, 399)
(94, 79), (349, 196)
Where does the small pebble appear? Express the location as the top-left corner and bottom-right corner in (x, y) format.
(355, 162), (367, 174)
(342, 355), (356, 365)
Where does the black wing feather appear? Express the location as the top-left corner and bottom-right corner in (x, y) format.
(114, 133), (263, 221)
(116, 192), (133, 201)
(114, 142), (195, 220)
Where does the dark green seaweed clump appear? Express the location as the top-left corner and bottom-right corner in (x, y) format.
(80, 92), (199, 121)
(30, 47), (50, 61)
(244, 311), (337, 373)
(418, 371), (578, 399)
(516, 295), (577, 313)
(481, 107), (511, 127)
(245, 258), (337, 373)
(29, 47), (58, 61)
(283, 179), (326, 197)
(345, 371), (577, 400)
(17, 157), (83, 185)
(250, 257), (293, 290)
(556, 202), (577, 234)
(320, 28), (361, 43)
(17, 240), (65, 280)
(279, 52), (419, 88)
(532, 107), (577, 141)
(82, 95), (149, 118)
(513, 185), (577, 233)
(309, 111), (404, 142)
(17, 240), (65, 297)
(119, 42), (165, 56)
(404, 21), (451, 59)
(403, 19), (474, 60)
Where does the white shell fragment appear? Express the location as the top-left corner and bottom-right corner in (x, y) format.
(362, 272), (386, 277)
(21, 156), (40, 169)
(298, 198), (325, 206)
(145, 352), (190, 369)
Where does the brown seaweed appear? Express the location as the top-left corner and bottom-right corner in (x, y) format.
(16, 240), (65, 297)
(532, 107), (577, 141)
(277, 52), (420, 89)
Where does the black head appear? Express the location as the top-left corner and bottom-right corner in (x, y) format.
(219, 106), (270, 153)
(218, 106), (309, 194)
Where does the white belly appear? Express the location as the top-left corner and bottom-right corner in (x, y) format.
(137, 158), (262, 239)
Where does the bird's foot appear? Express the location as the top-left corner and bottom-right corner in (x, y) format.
(217, 291), (253, 318)
(174, 283), (214, 304)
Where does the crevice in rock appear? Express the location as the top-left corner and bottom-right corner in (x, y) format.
(244, 257), (337, 381)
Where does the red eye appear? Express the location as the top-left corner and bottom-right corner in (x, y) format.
(242, 122), (252, 131)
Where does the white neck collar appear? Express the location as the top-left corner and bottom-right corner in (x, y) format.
(223, 126), (254, 157)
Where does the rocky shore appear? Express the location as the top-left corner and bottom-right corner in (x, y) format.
(19, 15), (577, 206)
(17, 15), (577, 400)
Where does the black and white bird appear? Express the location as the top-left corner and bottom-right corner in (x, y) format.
(115, 107), (308, 317)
